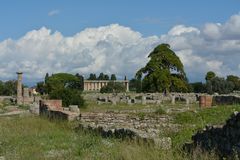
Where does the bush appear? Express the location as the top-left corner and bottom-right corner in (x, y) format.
(155, 107), (166, 115)
(100, 82), (126, 93)
(49, 88), (85, 108)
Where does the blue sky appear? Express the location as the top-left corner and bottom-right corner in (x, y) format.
(1, 0), (239, 40)
(0, 0), (240, 84)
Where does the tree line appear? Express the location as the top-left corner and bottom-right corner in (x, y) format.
(1, 43), (240, 107)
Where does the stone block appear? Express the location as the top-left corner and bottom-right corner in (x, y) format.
(141, 96), (146, 105)
(69, 105), (80, 113)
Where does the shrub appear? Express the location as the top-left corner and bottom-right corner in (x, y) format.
(155, 107), (166, 115)
(100, 82), (126, 93)
(49, 88), (85, 108)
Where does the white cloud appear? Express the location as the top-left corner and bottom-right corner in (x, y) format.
(0, 24), (160, 82)
(1, 13), (240, 83)
(48, 9), (60, 16)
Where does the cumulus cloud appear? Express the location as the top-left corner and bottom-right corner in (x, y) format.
(48, 9), (60, 16)
(160, 13), (240, 81)
(1, 13), (240, 84)
(0, 24), (160, 82)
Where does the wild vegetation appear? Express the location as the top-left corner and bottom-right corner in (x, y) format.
(1, 103), (240, 159)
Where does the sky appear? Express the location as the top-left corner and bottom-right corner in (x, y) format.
(0, 0), (240, 85)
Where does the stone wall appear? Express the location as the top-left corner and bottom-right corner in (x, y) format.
(79, 112), (177, 149)
(88, 93), (199, 106)
(213, 95), (240, 106)
(184, 112), (240, 158)
(39, 100), (80, 121)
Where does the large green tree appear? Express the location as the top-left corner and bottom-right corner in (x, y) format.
(37, 73), (85, 107)
(110, 74), (117, 81)
(205, 71), (216, 81)
(226, 75), (240, 91)
(206, 77), (234, 94)
(136, 43), (188, 92)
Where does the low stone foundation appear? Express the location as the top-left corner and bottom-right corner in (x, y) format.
(213, 95), (240, 105)
(39, 100), (80, 121)
(79, 112), (177, 149)
(184, 112), (240, 158)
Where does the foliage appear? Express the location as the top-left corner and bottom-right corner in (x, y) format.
(36, 81), (45, 94)
(129, 78), (142, 93)
(206, 77), (234, 94)
(49, 88), (85, 107)
(190, 82), (206, 93)
(110, 74), (117, 81)
(75, 73), (84, 91)
(46, 73), (82, 93)
(227, 75), (240, 91)
(205, 71), (216, 81)
(97, 72), (110, 80)
(155, 107), (166, 115)
(36, 73), (85, 107)
(137, 112), (146, 120)
(88, 73), (97, 80)
(2, 104), (239, 159)
(136, 43), (188, 93)
(0, 80), (17, 96)
(100, 82), (126, 93)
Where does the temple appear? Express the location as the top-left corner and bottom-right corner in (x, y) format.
(83, 80), (129, 92)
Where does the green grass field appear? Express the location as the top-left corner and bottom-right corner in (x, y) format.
(1, 104), (240, 159)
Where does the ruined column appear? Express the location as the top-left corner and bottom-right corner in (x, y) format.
(125, 81), (129, 92)
(171, 95), (175, 105)
(16, 72), (23, 105)
(141, 95), (146, 105)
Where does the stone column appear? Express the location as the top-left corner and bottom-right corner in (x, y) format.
(98, 82), (100, 90)
(16, 72), (23, 105)
(171, 95), (175, 105)
(126, 81), (129, 92)
(141, 95), (146, 105)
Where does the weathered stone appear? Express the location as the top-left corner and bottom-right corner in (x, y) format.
(69, 105), (80, 113)
(141, 96), (146, 105)
(154, 137), (172, 149)
(171, 95), (175, 105)
(185, 112), (240, 158)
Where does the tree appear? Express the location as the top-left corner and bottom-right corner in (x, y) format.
(2, 80), (17, 96)
(44, 73), (85, 107)
(129, 78), (142, 93)
(46, 73), (82, 92)
(49, 88), (85, 108)
(88, 73), (97, 80)
(100, 82), (126, 93)
(227, 75), (240, 90)
(190, 82), (206, 93)
(205, 71), (216, 81)
(75, 73), (84, 91)
(36, 81), (45, 95)
(110, 74), (117, 81)
(103, 74), (109, 80)
(136, 43), (188, 92)
(98, 73), (105, 80)
(206, 77), (234, 94)
(45, 73), (49, 84)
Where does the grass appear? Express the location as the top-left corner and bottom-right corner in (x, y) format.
(0, 116), (187, 160)
(168, 105), (240, 149)
(0, 115), (220, 160)
(1, 103), (240, 159)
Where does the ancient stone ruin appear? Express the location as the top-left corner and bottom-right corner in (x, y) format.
(16, 72), (36, 105)
(185, 112), (240, 158)
(39, 100), (80, 121)
(89, 92), (199, 106)
(78, 111), (176, 149)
